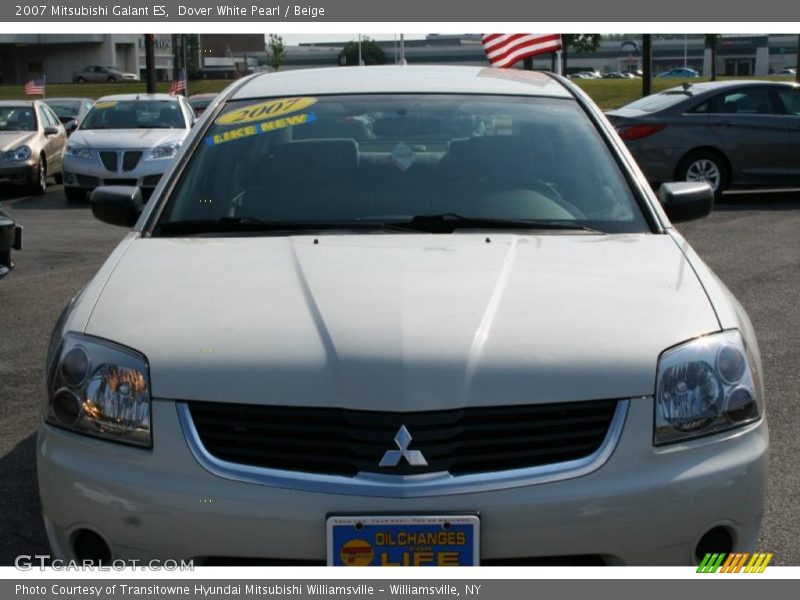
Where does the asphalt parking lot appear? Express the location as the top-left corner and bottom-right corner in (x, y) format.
(0, 184), (798, 565)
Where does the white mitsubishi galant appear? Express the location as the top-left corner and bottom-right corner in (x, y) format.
(38, 66), (768, 566)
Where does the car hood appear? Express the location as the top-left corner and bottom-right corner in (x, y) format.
(0, 131), (37, 152)
(84, 233), (720, 410)
(71, 128), (187, 149)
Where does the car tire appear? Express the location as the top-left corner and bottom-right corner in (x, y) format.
(107, 76), (116, 83)
(76, 76), (86, 83)
(677, 151), (728, 199)
(31, 158), (47, 196)
(64, 188), (86, 204)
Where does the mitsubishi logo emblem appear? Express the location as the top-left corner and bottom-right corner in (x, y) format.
(379, 425), (428, 467)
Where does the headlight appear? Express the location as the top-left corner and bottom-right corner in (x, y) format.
(655, 330), (761, 445)
(46, 333), (151, 448)
(4, 145), (31, 161)
(65, 143), (92, 160)
(147, 142), (181, 160)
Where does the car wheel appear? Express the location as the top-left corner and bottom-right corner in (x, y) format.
(64, 188), (86, 203)
(31, 158), (47, 196)
(107, 76), (116, 83)
(76, 76), (86, 83)
(677, 151), (728, 199)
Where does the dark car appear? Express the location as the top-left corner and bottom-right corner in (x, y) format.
(187, 93), (218, 116)
(45, 98), (94, 136)
(607, 80), (800, 197)
(0, 205), (22, 280)
(656, 68), (700, 79)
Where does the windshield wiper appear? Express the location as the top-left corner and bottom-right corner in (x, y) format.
(154, 217), (419, 236)
(393, 214), (605, 234)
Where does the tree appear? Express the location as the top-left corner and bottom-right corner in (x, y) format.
(266, 34), (286, 71)
(705, 35), (720, 81)
(339, 37), (386, 66)
(561, 34), (602, 75)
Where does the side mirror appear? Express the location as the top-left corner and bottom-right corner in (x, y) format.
(65, 120), (79, 134)
(91, 186), (143, 227)
(658, 181), (714, 223)
(44, 126), (60, 136)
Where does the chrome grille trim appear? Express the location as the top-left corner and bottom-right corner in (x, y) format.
(177, 399), (630, 498)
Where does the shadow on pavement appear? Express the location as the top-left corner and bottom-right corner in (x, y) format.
(0, 433), (50, 565)
(1, 186), (88, 210)
(716, 190), (800, 212)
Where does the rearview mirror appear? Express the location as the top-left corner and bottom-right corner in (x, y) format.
(658, 182), (714, 223)
(90, 186), (143, 228)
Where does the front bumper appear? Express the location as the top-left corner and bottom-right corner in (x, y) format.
(62, 154), (166, 193)
(0, 160), (36, 187)
(37, 397), (768, 565)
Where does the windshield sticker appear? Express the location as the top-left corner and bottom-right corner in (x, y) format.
(216, 97), (317, 126)
(93, 101), (118, 109)
(390, 141), (416, 172)
(205, 112), (317, 146)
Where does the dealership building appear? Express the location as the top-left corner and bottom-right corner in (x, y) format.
(280, 34), (799, 77)
(0, 34), (797, 85)
(0, 33), (265, 84)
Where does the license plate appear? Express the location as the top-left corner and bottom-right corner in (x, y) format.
(327, 515), (479, 566)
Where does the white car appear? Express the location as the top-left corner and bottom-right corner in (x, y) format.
(62, 94), (194, 203)
(38, 66), (768, 566)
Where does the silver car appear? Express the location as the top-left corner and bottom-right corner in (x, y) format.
(62, 93), (194, 203)
(607, 80), (800, 197)
(73, 65), (139, 83)
(38, 67), (767, 566)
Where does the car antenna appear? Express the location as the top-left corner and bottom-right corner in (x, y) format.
(682, 82), (692, 92)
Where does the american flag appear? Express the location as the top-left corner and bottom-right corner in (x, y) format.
(24, 76), (45, 96)
(169, 69), (187, 95)
(482, 34), (563, 69)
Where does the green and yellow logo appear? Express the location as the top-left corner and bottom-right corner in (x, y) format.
(697, 553), (773, 573)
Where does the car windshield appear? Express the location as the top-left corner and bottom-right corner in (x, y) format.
(47, 101), (81, 118)
(156, 94), (648, 235)
(622, 91), (691, 112)
(0, 106), (37, 131)
(81, 100), (186, 130)
(189, 98), (213, 111)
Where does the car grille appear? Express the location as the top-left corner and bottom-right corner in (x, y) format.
(98, 150), (143, 172)
(103, 178), (137, 186)
(99, 151), (118, 171)
(187, 399), (619, 477)
(122, 151), (142, 171)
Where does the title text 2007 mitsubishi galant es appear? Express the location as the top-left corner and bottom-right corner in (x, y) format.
(38, 66), (768, 566)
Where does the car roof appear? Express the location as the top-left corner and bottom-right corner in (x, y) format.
(232, 66), (572, 100)
(666, 80), (798, 94)
(0, 100), (37, 107)
(95, 93), (181, 102)
(45, 97), (93, 102)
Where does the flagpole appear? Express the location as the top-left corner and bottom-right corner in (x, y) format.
(42, 75), (46, 99)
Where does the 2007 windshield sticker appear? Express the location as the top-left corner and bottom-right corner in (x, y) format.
(216, 97), (317, 126)
(93, 101), (118, 109)
(204, 112), (317, 146)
